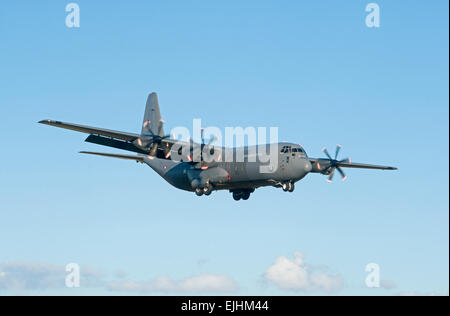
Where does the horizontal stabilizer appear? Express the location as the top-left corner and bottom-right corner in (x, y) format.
(79, 151), (145, 162)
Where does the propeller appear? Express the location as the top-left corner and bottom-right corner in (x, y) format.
(320, 144), (351, 182)
(200, 128), (218, 147)
(134, 119), (171, 156)
(193, 128), (218, 163)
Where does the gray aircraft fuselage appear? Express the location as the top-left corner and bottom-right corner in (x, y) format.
(146, 143), (311, 193)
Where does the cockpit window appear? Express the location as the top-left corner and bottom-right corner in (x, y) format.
(282, 145), (306, 154)
(299, 147), (307, 156)
(289, 146), (306, 155)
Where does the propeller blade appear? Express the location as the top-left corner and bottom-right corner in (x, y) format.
(339, 157), (350, 163)
(335, 144), (342, 160)
(322, 147), (333, 160)
(143, 120), (151, 129)
(327, 168), (335, 183)
(157, 119), (164, 136)
(142, 120), (155, 136)
(149, 144), (158, 157)
(336, 166), (346, 181)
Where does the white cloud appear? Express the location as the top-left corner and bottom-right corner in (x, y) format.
(0, 261), (237, 294)
(107, 274), (238, 294)
(263, 251), (343, 293)
(0, 262), (103, 291)
(0, 262), (64, 290)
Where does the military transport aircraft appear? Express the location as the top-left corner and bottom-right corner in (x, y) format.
(39, 92), (397, 201)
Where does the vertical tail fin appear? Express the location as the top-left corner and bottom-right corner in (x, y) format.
(141, 92), (164, 137)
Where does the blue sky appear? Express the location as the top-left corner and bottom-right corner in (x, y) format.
(0, 1), (448, 295)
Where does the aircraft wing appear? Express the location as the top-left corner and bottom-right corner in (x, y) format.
(309, 158), (397, 170)
(336, 162), (397, 170)
(39, 120), (140, 142)
(79, 151), (145, 162)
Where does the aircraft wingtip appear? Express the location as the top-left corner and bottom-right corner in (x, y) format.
(38, 119), (63, 125)
(38, 119), (54, 124)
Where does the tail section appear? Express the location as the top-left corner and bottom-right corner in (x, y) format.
(142, 92), (164, 137)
